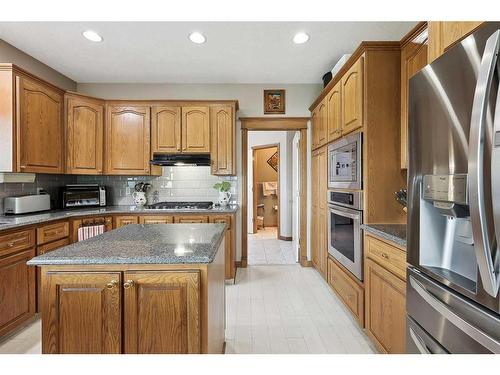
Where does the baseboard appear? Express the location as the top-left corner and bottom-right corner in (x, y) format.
(300, 259), (312, 267)
(278, 235), (292, 241)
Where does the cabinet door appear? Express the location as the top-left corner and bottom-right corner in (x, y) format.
(341, 57), (364, 135)
(311, 151), (320, 269)
(327, 82), (342, 142)
(42, 271), (122, 354)
(311, 107), (319, 149)
(428, 21), (483, 62)
(209, 215), (234, 279)
(318, 147), (328, 277)
(317, 100), (328, 147)
(210, 105), (234, 175)
(138, 215), (174, 224)
(182, 106), (210, 153)
(124, 271), (201, 354)
(66, 96), (104, 174)
(17, 76), (64, 173)
(113, 215), (139, 228)
(365, 258), (406, 353)
(0, 248), (36, 338)
(401, 26), (428, 169)
(151, 106), (181, 153)
(105, 106), (151, 175)
(174, 216), (209, 224)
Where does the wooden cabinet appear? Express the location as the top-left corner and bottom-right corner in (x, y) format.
(65, 94), (104, 174)
(151, 106), (181, 153)
(311, 146), (327, 279)
(210, 105), (235, 175)
(327, 81), (342, 142)
(341, 56), (364, 135)
(139, 216), (174, 224)
(105, 105), (151, 175)
(17, 76), (64, 173)
(182, 106), (210, 153)
(209, 215), (235, 280)
(0, 228), (35, 257)
(327, 257), (364, 326)
(42, 271), (122, 354)
(400, 23), (428, 169)
(113, 216), (139, 229)
(365, 235), (406, 280)
(123, 271), (201, 354)
(428, 21), (483, 62)
(311, 99), (327, 150)
(70, 216), (112, 243)
(365, 258), (406, 353)
(37, 221), (69, 245)
(175, 216), (209, 224)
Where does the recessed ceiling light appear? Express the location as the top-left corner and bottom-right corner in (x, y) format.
(293, 32), (309, 44)
(82, 30), (103, 43)
(189, 32), (206, 44)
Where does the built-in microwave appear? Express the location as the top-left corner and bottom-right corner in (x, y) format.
(327, 132), (362, 190)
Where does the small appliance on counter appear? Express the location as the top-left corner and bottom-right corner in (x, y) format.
(61, 184), (106, 209)
(4, 194), (51, 215)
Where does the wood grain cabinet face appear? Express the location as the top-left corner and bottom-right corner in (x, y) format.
(17, 76), (64, 173)
(210, 105), (234, 175)
(37, 221), (69, 245)
(0, 248), (36, 338)
(428, 21), (483, 62)
(341, 57), (364, 135)
(151, 106), (181, 153)
(42, 271), (122, 354)
(113, 216), (139, 229)
(317, 100), (328, 147)
(105, 106), (151, 175)
(66, 96), (104, 174)
(365, 258), (406, 353)
(182, 107), (210, 153)
(311, 147), (327, 279)
(138, 216), (174, 224)
(123, 271), (201, 354)
(311, 107), (319, 149)
(209, 215), (234, 279)
(174, 216), (209, 224)
(0, 229), (35, 257)
(327, 82), (342, 142)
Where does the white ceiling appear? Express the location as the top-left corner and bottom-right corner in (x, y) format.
(0, 22), (416, 84)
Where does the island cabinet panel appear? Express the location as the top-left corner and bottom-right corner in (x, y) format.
(113, 215), (139, 229)
(175, 216), (209, 224)
(341, 56), (364, 135)
(65, 95), (104, 174)
(151, 106), (181, 153)
(17, 76), (64, 174)
(123, 271), (201, 354)
(42, 271), (122, 354)
(0, 248), (36, 338)
(209, 215), (235, 280)
(138, 215), (174, 224)
(210, 105), (234, 175)
(182, 107), (210, 153)
(105, 106), (151, 175)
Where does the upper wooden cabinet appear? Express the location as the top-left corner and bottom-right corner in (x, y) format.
(400, 23), (428, 169)
(327, 81), (342, 142)
(65, 94), (104, 174)
(17, 76), (64, 173)
(105, 105), (151, 175)
(182, 106), (210, 153)
(341, 56), (364, 135)
(210, 105), (235, 175)
(428, 21), (483, 62)
(311, 99), (327, 150)
(151, 106), (181, 153)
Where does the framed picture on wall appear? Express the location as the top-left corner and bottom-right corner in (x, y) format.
(266, 151), (279, 172)
(263, 89), (285, 114)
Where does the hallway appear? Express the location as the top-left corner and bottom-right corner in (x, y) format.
(248, 227), (296, 265)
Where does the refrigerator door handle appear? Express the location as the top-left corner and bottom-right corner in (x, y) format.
(468, 29), (500, 298)
(409, 276), (500, 353)
(408, 327), (431, 354)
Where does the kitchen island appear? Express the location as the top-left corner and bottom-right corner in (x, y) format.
(27, 223), (226, 354)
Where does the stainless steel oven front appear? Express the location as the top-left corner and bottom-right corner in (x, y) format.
(327, 132), (362, 190)
(327, 190), (364, 281)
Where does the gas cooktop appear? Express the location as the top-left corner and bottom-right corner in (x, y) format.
(145, 201), (214, 210)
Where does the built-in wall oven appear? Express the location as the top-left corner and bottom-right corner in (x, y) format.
(327, 190), (364, 281)
(327, 132), (362, 190)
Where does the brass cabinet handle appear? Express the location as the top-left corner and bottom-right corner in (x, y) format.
(123, 280), (135, 289)
(106, 280), (118, 289)
(381, 252), (389, 259)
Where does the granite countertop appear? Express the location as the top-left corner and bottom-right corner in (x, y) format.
(28, 223), (226, 266)
(0, 204), (239, 232)
(361, 224), (407, 248)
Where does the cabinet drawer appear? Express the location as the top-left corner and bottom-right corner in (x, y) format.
(327, 257), (364, 326)
(37, 221), (69, 245)
(37, 237), (70, 256)
(174, 216), (209, 224)
(0, 229), (36, 257)
(139, 216), (174, 224)
(365, 235), (406, 280)
(209, 215), (231, 229)
(113, 216), (139, 229)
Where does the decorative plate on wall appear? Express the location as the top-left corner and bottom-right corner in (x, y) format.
(267, 151), (279, 172)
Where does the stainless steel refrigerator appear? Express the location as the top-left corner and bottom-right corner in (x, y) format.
(407, 22), (500, 354)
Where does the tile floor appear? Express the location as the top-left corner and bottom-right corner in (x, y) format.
(0, 265), (376, 354)
(248, 227), (297, 265)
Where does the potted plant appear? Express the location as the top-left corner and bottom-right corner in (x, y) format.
(213, 181), (232, 207)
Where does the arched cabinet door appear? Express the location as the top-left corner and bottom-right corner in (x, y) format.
(341, 56), (364, 135)
(151, 106), (181, 153)
(210, 105), (234, 175)
(182, 106), (210, 153)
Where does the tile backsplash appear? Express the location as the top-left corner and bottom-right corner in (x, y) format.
(0, 167), (237, 212)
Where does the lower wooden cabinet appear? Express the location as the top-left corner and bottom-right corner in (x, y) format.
(209, 215), (235, 280)
(113, 215), (139, 228)
(139, 215), (173, 224)
(364, 257), (406, 353)
(175, 215), (209, 224)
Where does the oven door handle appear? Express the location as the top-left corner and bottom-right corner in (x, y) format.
(408, 327), (431, 354)
(328, 205), (362, 220)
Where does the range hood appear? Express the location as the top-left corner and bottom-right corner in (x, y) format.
(150, 153), (211, 166)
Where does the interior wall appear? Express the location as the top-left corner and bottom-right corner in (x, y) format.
(0, 39), (76, 90)
(77, 82), (322, 262)
(254, 146), (279, 228)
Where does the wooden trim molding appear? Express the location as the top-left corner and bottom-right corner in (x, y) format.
(278, 235), (292, 241)
(240, 117), (309, 130)
(400, 22), (428, 48)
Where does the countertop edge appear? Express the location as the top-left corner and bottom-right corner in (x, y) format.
(361, 224), (407, 248)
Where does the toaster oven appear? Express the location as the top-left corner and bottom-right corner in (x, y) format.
(61, 184), (107, 208)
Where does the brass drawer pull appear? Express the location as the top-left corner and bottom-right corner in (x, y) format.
(106, 280), (118, 289)
(381, 252), (389, 259)
(123, 280), (135, 289)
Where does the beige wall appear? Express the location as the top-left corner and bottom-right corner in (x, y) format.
(0, 39), (76, 90)
(254, 146), (279, 228)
